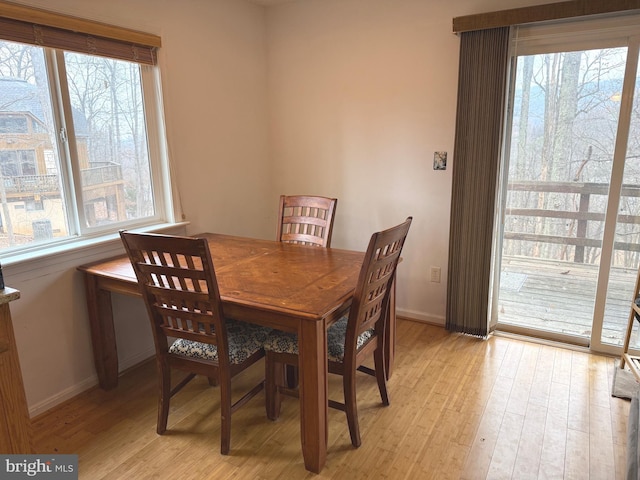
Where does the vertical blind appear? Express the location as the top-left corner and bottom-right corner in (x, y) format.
(445, 27), (510, 337)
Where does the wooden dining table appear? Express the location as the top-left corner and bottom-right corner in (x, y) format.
(78, 232), (369, 473)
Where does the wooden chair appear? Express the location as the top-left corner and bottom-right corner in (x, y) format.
(277, 194), (337, 387)
(277, 195), (338, 247)
(120, 231), (270, 455)
(620, 263), (640, 381)
(264, 217), (412, 447)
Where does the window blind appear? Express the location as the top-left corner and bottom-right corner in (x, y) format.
(0, 1), (160, 65)
(513, 12), (640, 55)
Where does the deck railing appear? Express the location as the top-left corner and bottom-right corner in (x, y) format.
(80, 164), (123, 187)
(3, 174), (59, 193)
(504, 181), (640, 264)
(2, 164), (123, 194)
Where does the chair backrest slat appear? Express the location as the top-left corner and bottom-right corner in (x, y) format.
(345, 217), (412, 362)
(277, 195), (337, 248)
(120, 231), (228, 362)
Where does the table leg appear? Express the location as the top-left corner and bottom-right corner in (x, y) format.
(83, 274), (119, 390)
(298, 319), (328, 473)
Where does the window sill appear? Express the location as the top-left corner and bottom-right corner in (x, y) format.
(2, 221), (190, 273)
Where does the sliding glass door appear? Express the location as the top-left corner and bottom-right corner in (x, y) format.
(598, 45), (640, 351)
(493, 16), (640, 351)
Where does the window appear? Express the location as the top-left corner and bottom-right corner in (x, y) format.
(0, 150), (36, 177)
(25, 198), (44, 211)
(0, 115), (28, 133)
(0, 11), (170, 256)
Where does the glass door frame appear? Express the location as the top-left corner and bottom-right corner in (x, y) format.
(591, 37), (639, 354)
(491, 21), (640, 354)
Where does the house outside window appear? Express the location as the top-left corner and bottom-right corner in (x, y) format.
(0, 29), (170, 256)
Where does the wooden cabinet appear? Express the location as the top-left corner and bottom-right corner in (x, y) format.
(0, 287), (33, 453)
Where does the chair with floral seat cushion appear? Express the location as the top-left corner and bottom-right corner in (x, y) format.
(120, 231), (270, 455)
(264, 217), (412, 448)
(277, 194), (338, 388)
(277, 195), (337, 247)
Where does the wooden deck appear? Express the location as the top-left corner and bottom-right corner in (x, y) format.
(498, 256), (639, 347)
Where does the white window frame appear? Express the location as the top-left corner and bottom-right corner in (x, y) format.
(0, 45), (177, 265)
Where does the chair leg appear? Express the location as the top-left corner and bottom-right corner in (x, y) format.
(157, 363), (171, 434)
(374, 347), (390, 406)
(208, 376), (218, 386)
(219, 377), (232, 455)
(265, 353), (283, 421)
(343, 371), (361, 448)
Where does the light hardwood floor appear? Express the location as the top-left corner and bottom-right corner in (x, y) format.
(33, 320), (629, 479)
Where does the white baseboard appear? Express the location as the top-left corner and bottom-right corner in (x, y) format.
(29, 347), (155, 418)
(29, 375), (98, 418)
(119, 348), (155, 372)
(397, 308), (445, 326)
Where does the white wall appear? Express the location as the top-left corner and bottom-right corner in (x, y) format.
(264, 0), (554, 323)
(6, 0), (557, 415)
(7, 0), (271, 416)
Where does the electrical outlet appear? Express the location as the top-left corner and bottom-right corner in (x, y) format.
(430, 266), (441, 283)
